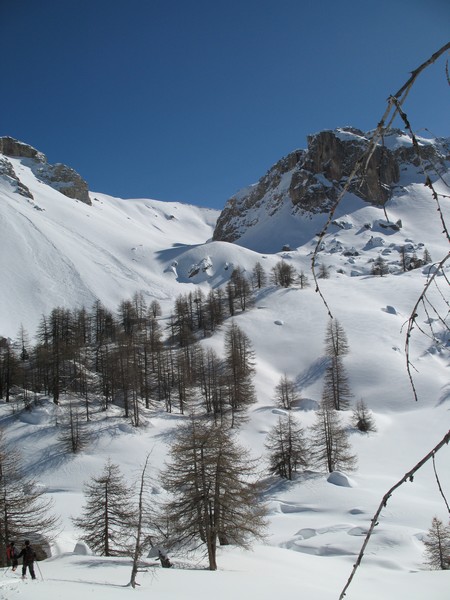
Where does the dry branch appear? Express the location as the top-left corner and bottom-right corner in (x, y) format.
(339, 429), (450, 599)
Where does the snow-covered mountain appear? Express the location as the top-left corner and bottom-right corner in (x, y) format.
(0, 132), (449, 600)
(213, 127), (450, 253)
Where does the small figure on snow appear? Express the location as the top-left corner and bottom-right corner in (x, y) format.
(6, 541), (18, 571)
(158, 549), (172, 568)
(16, 540), (36, 580)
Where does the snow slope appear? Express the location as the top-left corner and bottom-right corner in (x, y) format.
(0, 138), (449, 599)
(0, 159), (219, 338)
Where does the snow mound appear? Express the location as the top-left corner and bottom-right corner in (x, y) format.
(297, 398), (319, 411)
(18, 399), (58, 425)
(383, 305), (398, 314)
(73, 541), (91, 555)
(327, 471), (356, 487)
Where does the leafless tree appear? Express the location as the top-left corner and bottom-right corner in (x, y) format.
(161, 418), (267, 570)
(274, 374), (299, 410)
(271, 260), (297, 287)
(423, 516), (450, 570)
(129, 454), (156, 588)
(265, 413), (309, 480)
(252, 261), (267, 289)
(310, 399), (357, 473)
(0, 429), (59, 565)
(223, 321), (256, 426)
(72, 460), (130, 556)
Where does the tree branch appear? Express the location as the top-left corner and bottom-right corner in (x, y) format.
(339, 429), (450, 599)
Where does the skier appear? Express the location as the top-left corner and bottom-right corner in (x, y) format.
(6, 541), (18, 571)
(16, 540), (36, 580)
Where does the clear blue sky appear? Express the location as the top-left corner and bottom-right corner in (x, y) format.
(1, 0), (449, 209)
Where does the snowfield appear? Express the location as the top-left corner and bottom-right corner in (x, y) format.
(0, 133), (449, 599)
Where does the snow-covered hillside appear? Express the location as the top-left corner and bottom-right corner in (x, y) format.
(0, 155), (219, 338)
(0, 133), (449, 599)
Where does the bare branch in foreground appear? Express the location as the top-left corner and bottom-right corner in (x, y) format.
(339, 429), (450, 599)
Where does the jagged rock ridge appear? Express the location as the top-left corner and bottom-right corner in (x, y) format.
(0, 136), (91, 205)
(213, 127), (449, 246)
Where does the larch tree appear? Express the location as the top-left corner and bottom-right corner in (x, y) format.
(323, 319), (352, 410)
(161, 418), (267, 570)
(0, 430), (59, 565)
(72, 460), (130, 556)
(252, 261), (267, 289)
(352, 399), (376, 433)
(310, 399), (357, 473)
(223, 321), (256, 426)
(423, 517), (450, 570)
(265, 413), (309, 480)
(198, 346), (226, 422)
(58, 400), (89, 453)
(0, 338), (19, 403)
(274, 374), (299, 410)
(325, 318), (349, 359)
(129, 455), (157, 588)
(271, 260), (297, 287)
(371, 254), (389, 276)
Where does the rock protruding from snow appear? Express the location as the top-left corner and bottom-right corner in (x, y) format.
(0, 136), (91, 205)
(0, 136), (47, 162)
(35, 162), (91, 205)
(0, 156), (34, 199)
(212, 127), (448, 248)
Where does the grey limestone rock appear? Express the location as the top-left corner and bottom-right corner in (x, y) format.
(0, 136), (91, 205)
(213, 128), (447, 245)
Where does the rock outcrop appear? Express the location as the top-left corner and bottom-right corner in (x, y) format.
(0, 136), (46, 162)
(0, 156), (34, 199)
(213, 127), (448, 245)
(34, 162), (91, 204)
(0, 136), (91, 205)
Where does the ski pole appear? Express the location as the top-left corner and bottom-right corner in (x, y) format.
(35, 562), (44, 581)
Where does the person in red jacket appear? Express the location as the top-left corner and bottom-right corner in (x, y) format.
(6, 541), (18, 571)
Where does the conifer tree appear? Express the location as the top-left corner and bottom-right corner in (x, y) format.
(223, 321), (256, 426)
(129, 455), (156, 588)
(72, 460), (130, 556)
(265, 413), (309, 480)
(371, 255), (389, 276)
(352, 399), (376, 433)
(161, 419), (266, 570)
(0, 430), (58, 565)
(271, 260), (297, 287)
(274, 374), (299, 410)
(252, 261), (267, 289)
(423, 517), (450, 570)
(310, 399), (357, 473)
(58, 400), (89, 453)
(323, 319), (352, 410)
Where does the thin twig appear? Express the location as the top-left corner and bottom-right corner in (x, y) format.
(393, 42), (450, 99)
(402, 253), (450, 401)
(432, 453), (450, 514)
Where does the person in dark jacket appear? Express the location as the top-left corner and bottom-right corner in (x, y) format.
(16, 540), (36, 580)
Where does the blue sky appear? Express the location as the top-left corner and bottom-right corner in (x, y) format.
(1, 0), (449, 209)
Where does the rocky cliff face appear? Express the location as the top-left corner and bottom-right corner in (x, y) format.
(213, 127), (449, 245)
(0, 136), (91, 205)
